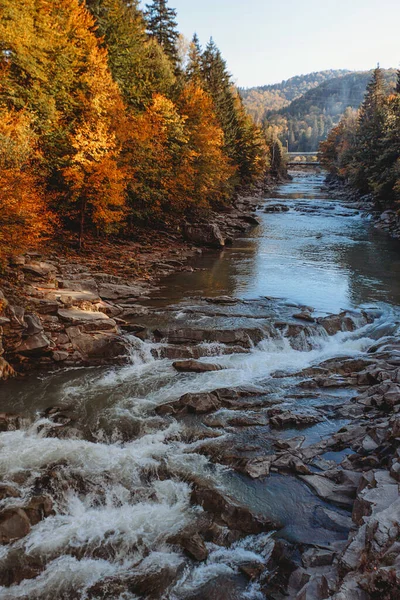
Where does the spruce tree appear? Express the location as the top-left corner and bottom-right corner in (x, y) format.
(186, 33), (202, 82)
(353, 66), (386, 193)
(145, 0), (180, 68)
(396, 69), (400, 94)
(85, 0), (175, 109)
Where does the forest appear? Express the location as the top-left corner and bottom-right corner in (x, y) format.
(243, 69), (397, 152)
(240, 69), (350, 122)
(320, 67), (400, 209)
(0, 0), (285, 263)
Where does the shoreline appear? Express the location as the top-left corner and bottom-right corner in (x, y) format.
(0, 181), (278, 381)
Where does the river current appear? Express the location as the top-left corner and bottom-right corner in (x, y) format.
(1, 172), (400, 599)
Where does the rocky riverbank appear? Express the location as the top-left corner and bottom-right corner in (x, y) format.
(0, 191), (266, 381)
(323, 174), (400, 241)
(0, 295), (399, 599)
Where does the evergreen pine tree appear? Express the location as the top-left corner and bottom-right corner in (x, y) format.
(353, 66), (386, 193)
(85, 0), (175, 109)
(186, 33), (202, 82)
(144, 0), (180, 68)
(396, 69), (400, 94)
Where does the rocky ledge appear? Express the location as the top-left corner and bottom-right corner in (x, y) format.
(0, 192), (266, 379)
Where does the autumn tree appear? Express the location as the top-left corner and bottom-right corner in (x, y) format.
(0, 0), (127, 247)
(85, 0), (175, 109)
(0, 109), (52, 264)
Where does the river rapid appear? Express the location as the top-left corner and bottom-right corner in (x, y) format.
(1, 172), (400, 599)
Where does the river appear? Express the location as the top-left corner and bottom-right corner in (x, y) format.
(1, 172), (400, 599)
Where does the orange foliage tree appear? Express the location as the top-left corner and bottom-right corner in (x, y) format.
(0, 110), (52, 264)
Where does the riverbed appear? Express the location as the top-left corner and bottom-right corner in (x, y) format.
(1, 172), (400, 599)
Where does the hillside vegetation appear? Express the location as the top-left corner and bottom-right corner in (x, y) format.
(0, 0), (279, 263)
(243, 69), (397, 152)
(241, 70), (350, 122)
(320, 67), (400, 210)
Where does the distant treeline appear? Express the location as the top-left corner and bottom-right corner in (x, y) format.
(242, 69), (397, 152)
(320, 67), (400, 209)
(0, 0), (286, 262)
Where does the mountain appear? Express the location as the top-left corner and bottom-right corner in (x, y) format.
(242, 69), (398, 152)
(240, 70), (351, 122)
(265, 69), (397, 152)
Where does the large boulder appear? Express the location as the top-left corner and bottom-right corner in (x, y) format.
(0, 508), (31, 544)
(16, 332), (51, 356)
(66, 327), (127, 361)
(173, 360), (223, 373)
(183, 223), (225, 248)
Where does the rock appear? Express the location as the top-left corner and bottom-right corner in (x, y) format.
(98, 283), (145, 301)
(58, 308), (114, 329)
(0, 508), (31, 544)
(191, 483), (279, 534)
(242, 456), (274, 479)
(157, 392), (221, 415)
(154, 327), (265, 348)
(52, 351), (70, 362)
(16, 331), (51, 356)
(0, 485), (20, 501)
(269, 409), (323, 429)
(302, 547), (336, 568)
(183, 223), (225, 248)
(240, 214), (261, 226)
(53, 289), (100, 305)
(176, 533), (208, 561)
(66, 327), (127, 361)
(24, 495), (54, 525)
(293, 312), (316, 323)
(300, 474), (356, 507)
(318, 312), (358, 336)
(24, 314), (44, 335)
(22, 262), (57, 279)
(352, 478), (398, 526)
(172, 360), (223, 373)
(0, 413), (24, 432)
(272, 453), (311, 474)
(264, 203), (289, 212)
(59, 278), (98, 294)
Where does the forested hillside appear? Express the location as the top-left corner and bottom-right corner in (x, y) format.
(0, 0), (277, 263)
(243, 69), (397, 152)
(241, 70), (350, 122)
(320, 67), (400, 210)
(268, 69), (397, 152)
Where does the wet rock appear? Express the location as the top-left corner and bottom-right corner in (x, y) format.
(173, 359), (223, 373)
(318, 312), (359, 336)
(191, 482), (279, 534)
(272, 453), (311, 475)
(302, 547), (336, 568)
(183, 223), (225, 248)
(0, 508), (31, 544)
(154, 327), (265, 348)
(242, 456), (274, 479)
(300, 474), (356, 507)
(66, 327), (127, 361)
(293, 312), (316, 323)
(0, 413), (25, 432)
(23, 494), (54, 525)
(175, 532), (209, 561)
(268, 409), (323, 429)
(352, 481), (399, 526)
(0, 485), (21, 500)
(264, 203), (289, 212)
(157, 392), (221, 415)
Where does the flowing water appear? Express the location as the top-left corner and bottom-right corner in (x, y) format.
(2, 173), (400, 599)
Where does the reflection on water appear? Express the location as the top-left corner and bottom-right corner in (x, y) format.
(153, 173), (400, 313)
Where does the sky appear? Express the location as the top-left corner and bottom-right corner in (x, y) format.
(140, 0), (400, 88)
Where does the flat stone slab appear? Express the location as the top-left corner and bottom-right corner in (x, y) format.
(52, 290), (100, 304)
(58, 309), (110, 324)
(98, 283), (145, 301)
